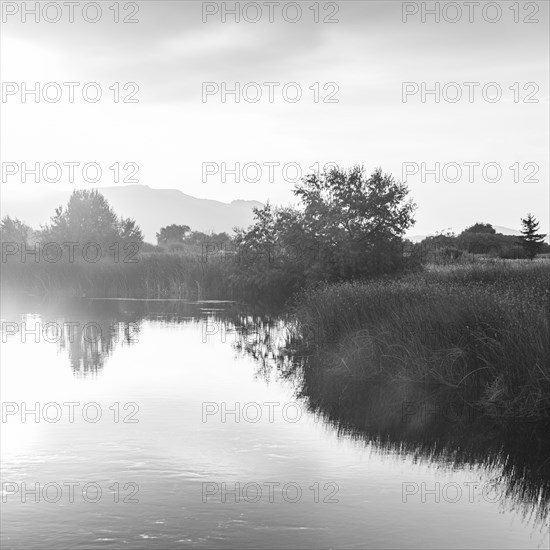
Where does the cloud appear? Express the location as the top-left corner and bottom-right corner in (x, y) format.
(1, 1), (548, 234)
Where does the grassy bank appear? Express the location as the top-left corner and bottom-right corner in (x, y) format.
(0, 248), (311, 302)
(289, 260), (550, 420)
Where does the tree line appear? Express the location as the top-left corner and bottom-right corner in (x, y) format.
(1, 166), (547, 297)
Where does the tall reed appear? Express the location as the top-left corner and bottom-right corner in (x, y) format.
(290, 261), (550, 420)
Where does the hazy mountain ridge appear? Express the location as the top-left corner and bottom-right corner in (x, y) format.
(1, 185), (264, 242)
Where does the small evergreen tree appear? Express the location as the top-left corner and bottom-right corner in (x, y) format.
(518, 213), (546, 260)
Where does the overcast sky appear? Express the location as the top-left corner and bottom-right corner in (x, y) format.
(1, 0), (548, 236)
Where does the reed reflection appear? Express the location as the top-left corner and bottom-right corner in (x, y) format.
(227, 311), (550, 531)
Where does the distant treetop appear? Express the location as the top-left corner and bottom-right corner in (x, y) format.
(463, 223), (496, 235)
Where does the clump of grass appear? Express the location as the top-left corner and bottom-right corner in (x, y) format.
(290, 261), (550, 420)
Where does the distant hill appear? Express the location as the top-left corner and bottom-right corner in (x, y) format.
(492, 225), (522, 236)
(1, 185), (263, 242)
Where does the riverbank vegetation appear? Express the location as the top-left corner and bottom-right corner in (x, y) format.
(2, 166), (549, 420)
(288, 260), (550, 420)
(1, 166), (418, 298)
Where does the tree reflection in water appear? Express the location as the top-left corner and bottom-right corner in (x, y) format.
(3, 296), (547, 531)
(227, 308), (550, 532)
(58, 318), (141, 377)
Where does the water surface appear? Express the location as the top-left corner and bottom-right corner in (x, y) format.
(1, 297), (548, 549)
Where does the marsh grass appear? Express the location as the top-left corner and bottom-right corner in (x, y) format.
(0, 253), (234, 300)
(290, 260), (550, 420)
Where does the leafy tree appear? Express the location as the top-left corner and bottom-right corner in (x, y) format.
(0, 216), (33, 244)
(294, 166), (416, 276)
(232, 203), (312, 294)
(232, 166), (416, 294)
(119, 217), (144, 245)
(519, 213), (547, 260)
(156, 224), (191, 246)
(42, 189), (143, 247)
(463, 223), (496, 235)
(235, 203), (278, 254)
(182, 230), (230, 247)
(456, 223), (498, 255)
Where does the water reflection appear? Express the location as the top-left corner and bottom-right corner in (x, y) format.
(297, 371), (550, 525)
(233, 317), (550, 530)
(207, 305), (550, 531)
(1, 294), (549, 538)
(1, 295), (142, 377)
(61, 319), (141, 377)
